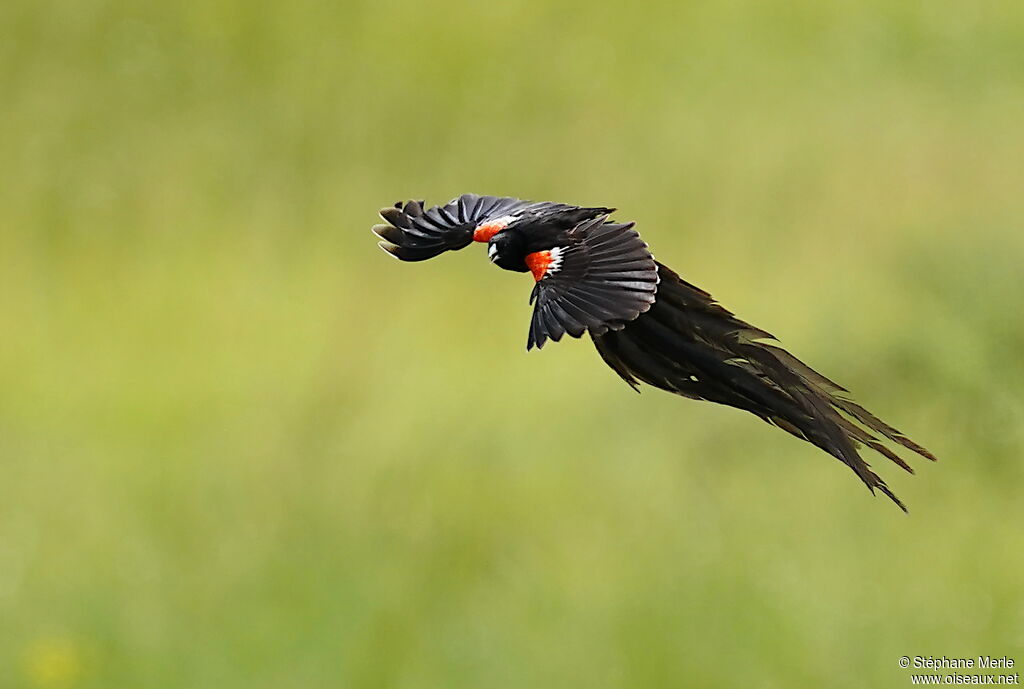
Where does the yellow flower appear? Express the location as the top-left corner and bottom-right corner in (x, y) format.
(22, 637), (83, 689)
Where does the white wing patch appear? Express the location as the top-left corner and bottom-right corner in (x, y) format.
(546, 246), (565, 276)
(476, 215), (518, 232)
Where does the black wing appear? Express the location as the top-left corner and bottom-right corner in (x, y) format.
(528, 217), (659, 350)
(374, 194), (555, 262)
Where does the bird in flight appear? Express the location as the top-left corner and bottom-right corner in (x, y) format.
(373, 194), (936, 510)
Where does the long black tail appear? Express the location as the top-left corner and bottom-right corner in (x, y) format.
(591, 263), (937, 511)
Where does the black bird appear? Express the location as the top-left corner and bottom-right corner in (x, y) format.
(373, 194), (937, 510)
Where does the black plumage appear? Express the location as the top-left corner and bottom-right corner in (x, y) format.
(374, 194), (937, 510)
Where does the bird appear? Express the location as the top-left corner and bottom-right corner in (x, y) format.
(372, 194), (937, 511)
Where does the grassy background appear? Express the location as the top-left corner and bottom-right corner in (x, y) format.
(2, 1), (1023, 687)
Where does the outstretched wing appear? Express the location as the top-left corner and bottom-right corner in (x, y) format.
(527, 217), (659, 350)
(374, 194), (555, 262)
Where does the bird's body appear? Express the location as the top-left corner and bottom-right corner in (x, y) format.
(374, 194), (936, 510)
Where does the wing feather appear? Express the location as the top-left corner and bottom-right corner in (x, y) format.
(373, 194), (531, 262)
(527, 217), (659, 349)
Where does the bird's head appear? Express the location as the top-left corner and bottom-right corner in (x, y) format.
(487, 230), (531, 272)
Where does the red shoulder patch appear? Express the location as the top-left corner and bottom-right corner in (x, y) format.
(524, 251), (552, 281)
(473, 218), (510, 243)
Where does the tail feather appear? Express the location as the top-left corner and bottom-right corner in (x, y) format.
(735, 341), (908, 511)
(760, 343), (938, 463)
(592, 263), (936, 511)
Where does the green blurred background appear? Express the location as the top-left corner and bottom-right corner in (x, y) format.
(2, 1), (1023, 687)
